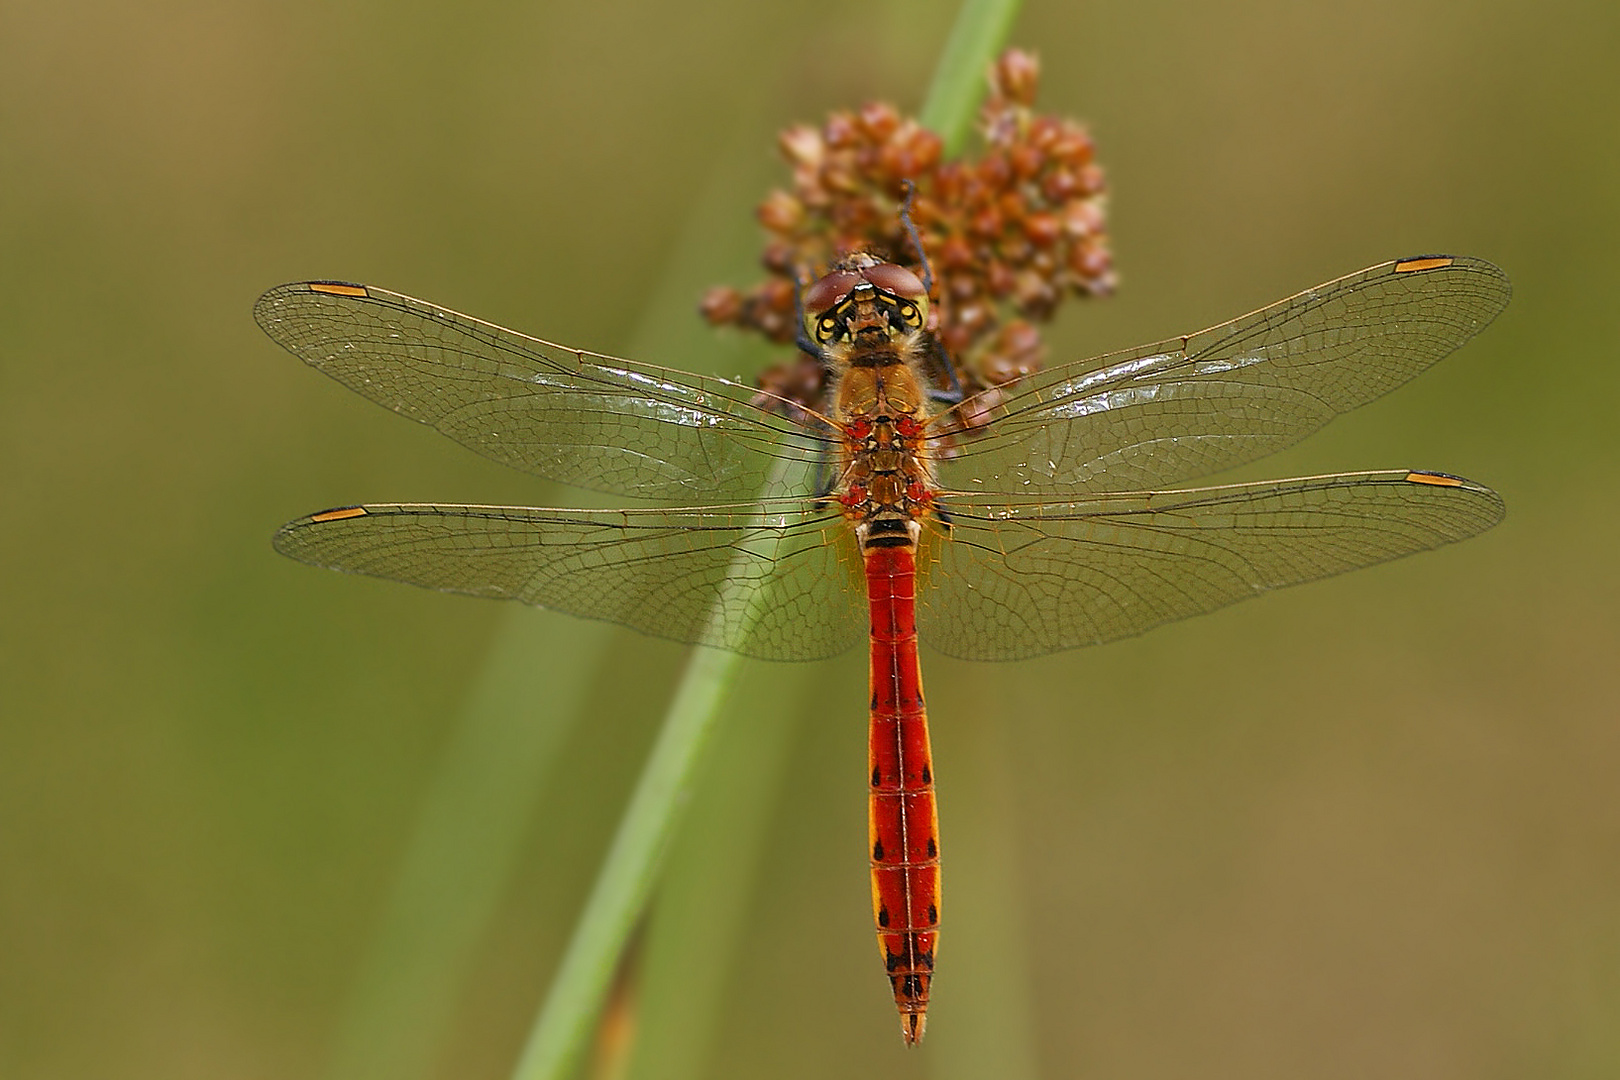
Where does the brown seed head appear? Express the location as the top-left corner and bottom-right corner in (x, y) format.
(701, 47), (1114, 414)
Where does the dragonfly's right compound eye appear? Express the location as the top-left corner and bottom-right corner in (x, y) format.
(859, 262), (927, 304)
(862, 262), (930, 334)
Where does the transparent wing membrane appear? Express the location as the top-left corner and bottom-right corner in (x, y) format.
(264, 256), (1506, 663)
(933, 256), (1510, 496)
(917, 471), (1504, 660)
(273, 501), (864, 661)
(255, 283), (828, 503)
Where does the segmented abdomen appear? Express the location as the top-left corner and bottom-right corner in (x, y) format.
(865, 541), (940, 1045)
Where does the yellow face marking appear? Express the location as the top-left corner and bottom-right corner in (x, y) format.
(309, 282), (369, 297)
(1394, 257), (1454, 274)
(311, 506), (369, 522)
(1405, 471), (1464, 487)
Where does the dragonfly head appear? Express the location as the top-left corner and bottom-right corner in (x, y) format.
(803, 255), (930, 352)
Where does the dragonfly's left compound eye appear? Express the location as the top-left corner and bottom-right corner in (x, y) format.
(804, 270), (863, 345)
(804, 267), (858, 310)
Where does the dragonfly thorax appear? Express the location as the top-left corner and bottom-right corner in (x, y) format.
(803, 257), (942, 548)
(833, 359), (938, 551)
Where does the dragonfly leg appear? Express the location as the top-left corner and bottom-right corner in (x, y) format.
(898, 180), (934, 298)
(924, 337), (964, 404)
(792, 272), (828, 362)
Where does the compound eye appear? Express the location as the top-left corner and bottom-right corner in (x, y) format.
(861, 262), (927, 302)
(802, 270), (861, 318)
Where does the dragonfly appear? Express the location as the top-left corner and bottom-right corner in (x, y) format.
(258, 252), (1508, 1043)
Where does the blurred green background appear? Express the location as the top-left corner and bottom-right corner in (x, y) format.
(4, 1), (1618, 1078)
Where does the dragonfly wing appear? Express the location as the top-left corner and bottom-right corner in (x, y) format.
(274, 501), (865, 661)
(916, 471), (1504, 661)
(935, 256), (1510, 496)
(255, 282), (827, 503)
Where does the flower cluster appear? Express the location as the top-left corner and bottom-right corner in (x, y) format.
(700, 49), (1114, 414)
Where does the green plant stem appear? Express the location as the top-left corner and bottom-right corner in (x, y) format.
(509, 642), (745, 1080)
(920, 0), (1026, 154)
(509, 4), (1022, 1077)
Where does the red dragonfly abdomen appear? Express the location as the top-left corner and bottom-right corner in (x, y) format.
(865, 540), (940, 1045)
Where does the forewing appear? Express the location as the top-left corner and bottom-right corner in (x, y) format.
(934, 256), (1510, 495)
(255, 282), (827, 503)
(274, 501), (865, 661)
(916, 471), (1504, 660)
